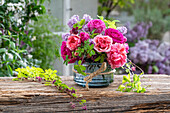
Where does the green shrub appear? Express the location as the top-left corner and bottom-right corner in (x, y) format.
(29, 14), (62, 69)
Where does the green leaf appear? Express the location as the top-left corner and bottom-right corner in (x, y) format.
(81, 99), (86, 103)
(17, 61), (26, 67)
(34, 0), (38, 4)
(0, 15), (4, 19)
(0, 23), (5, 29)
(2, 53), (6, 60)
(13, 78), (20, 81)
(79, 19), (85, 26)
(81, 72), (86, 76)
(122, 79), (127, 84)
(10, 50), (22, 60)
(91, 29), (96, 34)
(133, 74), (138, 82)
(90, 50), (95, 56)
(0, 48), (7, 53)
(72, 93), (77, 98)
(10, 42), (15, 49)
(78, 26), (82, 29)
(100, 54), (105, 63)
(140, 88), (146, 93)
(74, 65), (79, 69)
(113, 20), (120, 23)
(78, 60), (82, 65)
(94, 56), (101, 62)
(118, 85), (125, 91)
(66, 55), (69, 60)
(152, 65), (159, 73)
(97, 15), (104, 20)
(90, 44), (94, 50)
(6, 65), (13, 76)
(73, 23), (78, 28)
(40, 0), (45, 4)
(8, 31), (11, 35)
(80, 65), (86, 71)
(123, 75), (130, 83)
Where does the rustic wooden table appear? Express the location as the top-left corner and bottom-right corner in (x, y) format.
(0, 74), (170, 113)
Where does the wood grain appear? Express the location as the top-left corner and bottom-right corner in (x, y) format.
(0, 74), (170, 113)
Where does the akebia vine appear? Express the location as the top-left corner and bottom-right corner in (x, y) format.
(13, 67), (87, 110)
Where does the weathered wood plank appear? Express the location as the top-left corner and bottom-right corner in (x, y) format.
(0, 75), (170, 112)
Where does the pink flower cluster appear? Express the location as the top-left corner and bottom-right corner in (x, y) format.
(93, 35), (112, 52)
(61, 14), (129, 69)
(107, 43), (127, 69)
(87, 19), (106, 34)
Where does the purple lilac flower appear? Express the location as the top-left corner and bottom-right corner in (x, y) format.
(20, 41), (26, 48)
(129, 40), (164, 64)
(129, 39), (170, 75)
(62, 33), (70, 41)
(83, 14), (92, 24)
(148, 65), (153, 74)
(157, 42), (170, 56)
(125, 22), (152, 42)
(117, 26), (127, 35)
(67, 15), (79, 28)
(82, 24), (89, 32)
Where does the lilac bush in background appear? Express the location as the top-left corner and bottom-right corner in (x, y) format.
(126, 22), (170, 75)
(125, 22), (152, 43)
(129, 40), (170, 75)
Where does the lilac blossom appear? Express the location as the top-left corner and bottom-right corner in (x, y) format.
(117, 26), (127, 34)
(125, 22), (152, 42)
(62, 33), (70, 41)
(83, 14), (92, 24)
(82, 24), (89, 32)
(67, 15), (79, 28)
(129, 40), (164, 64)
(129, 39), (170, 75)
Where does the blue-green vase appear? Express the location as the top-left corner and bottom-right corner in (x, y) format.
(73, 62), (114, 87)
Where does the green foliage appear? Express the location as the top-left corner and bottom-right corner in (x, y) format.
(117, 62), (146, 93)
(29, 14), (62, 69)
(0, 34), (31, 76)
(133, 8), (169, 39)
(124, 0), (170, 39)
(73, 19), (85, 30)
(0, 0), (46, 76)
(14, 66), (86, 109)
(98, 0), (134, 18)
(74, 60), (86, 76)
(97, 15), (119, 29)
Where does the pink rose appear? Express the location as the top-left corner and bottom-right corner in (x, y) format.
(79, 32), (90, 42)
(124, 43), (129, 53)
(93, 35), (113, 52)
(61, 41), (77, 63)
(66, 35), (81, 51)
(105, 28), (127, 44)
(87, 19), (106, 34)
(107, 43), (127, 69)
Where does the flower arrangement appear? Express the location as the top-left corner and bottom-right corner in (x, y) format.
(61, 14), (146, 92)
(61, 14), (128, 80)
(61, 14), (128, 70)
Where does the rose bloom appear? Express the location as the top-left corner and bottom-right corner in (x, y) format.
(107, 43), (127, 69)
(61, 41), (77, 63)
(124, 43), (129, 53)
(105, 28), (127, 44)
(87, 19), (106, 34)
(93, 35), (113, 52)
(66, 35), (81, 51)
(79, 32), (90, 42)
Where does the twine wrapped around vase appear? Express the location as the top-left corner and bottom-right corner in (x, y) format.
(72, 62), (115, 90)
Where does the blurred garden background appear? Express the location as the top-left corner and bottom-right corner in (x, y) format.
(0, 0), (170, 77)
